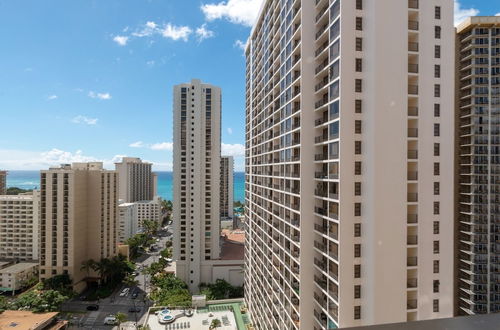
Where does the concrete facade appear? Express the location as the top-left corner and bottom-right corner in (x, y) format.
(455, 16), (500, 315)
(115, 157), (156, 203)
(0, 191), (39, 261)
(0, 171), (6, 195)
(244, 0), (455, 329)
(172, 79), (222, 292)
(220, 156), (234, 219)
(39, 163), (118, 292)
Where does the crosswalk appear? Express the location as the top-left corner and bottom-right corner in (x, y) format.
(83, 311), (99, 327)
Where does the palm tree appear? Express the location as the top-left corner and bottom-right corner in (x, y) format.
(80, 259), (97, 279)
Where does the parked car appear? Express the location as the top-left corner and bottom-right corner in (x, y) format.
(128, 306), (141, 313)
(131, 291), (138, 299)
(119, 288), (129, 297)
(103, 315), (117, 325)
(86, 304), (99, 311)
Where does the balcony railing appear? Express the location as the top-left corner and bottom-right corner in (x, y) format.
(407, 235), (418, 245)
(408, 42), (419, 52)
(408, 0), (419, 9)
(408, 20), (419, 31)
(408, 128), (418, 138)
(408, 171), (418, 180)
(408, 150), (418, 159)
(408, 106), (418, 116)
(407, 278), (418, 288)
(407, 214), (418, 224)
(408, 64), (419, 73)
(408, 85), (419, 95)
(408, 193), (418, 203)
(407, 256), (418, 266)
(407, 299), (418, 310)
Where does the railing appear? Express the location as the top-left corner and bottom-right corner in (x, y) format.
(407, 235), (418, 245)
(408, 42), (419, 52)
(407, 278), (418, 288)
(408, 106), (419, 116)
(407, 256), (418, 266)
(408, 64), (419, 73)
(408, 0), (419, 9)
(408, 171), (418, 180)
(408, 193), (418, 202)
(408, 85), (419, 95)
(408, 150), (418, 159)
(408, 128), (418, 138)
(407, 299), (418, 310)
(407, 214), (418, 224)
(408, 20), (419, 31)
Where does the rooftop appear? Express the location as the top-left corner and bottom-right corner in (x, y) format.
(220, 230), (245, 260)
(0, 262), (38, 274)
(456, 16), (500, 33)
(0, 311), (58, 330)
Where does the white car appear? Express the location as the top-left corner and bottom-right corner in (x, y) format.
(104, 315), (117, 325)
(119, 288), (129, 297)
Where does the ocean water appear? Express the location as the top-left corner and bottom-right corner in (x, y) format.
(6, 171), (245, 202)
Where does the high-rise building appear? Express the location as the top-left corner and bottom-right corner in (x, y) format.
(0, 191), (39, 261)
(173, 79), (222, 292)
(244, 0), (455, 328)
(220, 156), (234, 219)
(0, 171), (7, 195)
(39, 163), (118, 292)
(115, 157), (156, 203)
(455, 16), (500, 315)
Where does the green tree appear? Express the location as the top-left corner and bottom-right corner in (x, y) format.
(115, 312), (127, 326)
(13, 288), (68, 312)
(42, 274), (72, 292)
(142, 219), (159, 237)
(210, 318), (222, 329)
(80, 259), (97, 279)
(160, 247), (173, 259)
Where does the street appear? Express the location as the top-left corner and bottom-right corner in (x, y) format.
(63, 225), (173, 329)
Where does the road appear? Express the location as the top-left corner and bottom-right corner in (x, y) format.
(64, 226), (173, 329)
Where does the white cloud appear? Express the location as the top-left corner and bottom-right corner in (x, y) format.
(234, 39), (248, 52)
(132, 21), (158, 37)
(88, 91), (112, 100)
(113, 35), (129, 46)
(221, 143), (245, 157)
(150, 142), (174, 151)
(160, 24), (192, 41)
(72, 115), (98, 126)
(454, 0), (479, 26)
(195, 24), (215, 41)
(146, 60), (155, 67)
(129, 141), (145, 148)
(201, 0), (264, 27)
(0, 148), (174, 171)
(496, 13), (500, 16)
(47, 95), (58, 101)
(227, 127), (233, 135)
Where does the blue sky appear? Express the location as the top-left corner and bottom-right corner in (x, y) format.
(0, 0), (497, 171)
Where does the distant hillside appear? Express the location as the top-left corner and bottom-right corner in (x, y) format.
(6, 187), (32, 195)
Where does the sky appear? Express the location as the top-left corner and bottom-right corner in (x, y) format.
(0, 0), (498, 172)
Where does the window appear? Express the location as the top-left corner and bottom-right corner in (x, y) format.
(433, 241), (440, 254)
(434, 201), (440, 215)
(356, 37), (363, 51)
(355, 141), (362, 154)
(356, 58), (362, 72)
(356, 17), (363, 31)
(434, 84), (441, 97)
(355, 203), (361, 216)
(354, 306), (361, 320)
(355, 99), (362, 113)
(354, 244), (361, 257)
(433, 260), (440, 273)
(435, 65), (441, 78)
(435, 26), (441, 39)
(434, 143), (440, 156)
(435, 6), (441, 19)
(433, 299), (439, 312)
(435, 45), (441, 58)
(433, 280), (440, 293)
(433, 221), (440, 234)
(355, 161), (362, 175)
(356, 0), (362, 10)
(354, 264), (361, 278)
(434, 123), (440, 136)
(355, 79), (362, 92)
(434, 182), (440, 195)
(355, 182), (362, 196)
(434, 163), (440, 175)
(434, 104), (440, 117)
(354, 223), (361, 237)
(355, 120), (362, 134)
(355, 285), (361, 299)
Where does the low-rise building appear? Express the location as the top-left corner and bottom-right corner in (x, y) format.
(0, 262), (39, 292)
(118, 197), (162, 242)
(0, 310), (67, 330)
(0, 170), (6, 195)
(0, 191), (39, 261)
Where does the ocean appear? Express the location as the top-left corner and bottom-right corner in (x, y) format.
(6, 170), (245, 202)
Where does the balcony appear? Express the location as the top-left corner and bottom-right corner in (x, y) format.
(408, 0), (419, 9)
(408, 150), (418, 159)
(408, 128), (418, 138)
(407, 299), (418, 310)
(407, 235), (418, 245)
(408, 171), (418, 181)
(407, 256), (418, 266)
(408, 20), (419, 31)
(408, 193), (418, 203)
(407, 214), (418, 224)
(408, 42), (419, 52)
(408, 85), (419, 95)
(407, 278), (418, 288)
(408, 64), (419, 74)
(408, 106), (418, 116)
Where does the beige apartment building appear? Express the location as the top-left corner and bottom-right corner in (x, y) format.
(0, 192), (39, 261)
(244, 0), (455, 329)
(39, 163), (118, 291)
(0, 171), (6, 195)
(220, 156), (234, 219)
(172, 79), (222, 292)
(455, 16), (500, 315)
(115, 157), (157, 203)
(0, 262), (38, 293)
